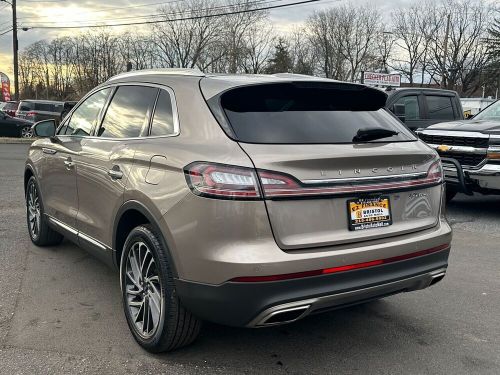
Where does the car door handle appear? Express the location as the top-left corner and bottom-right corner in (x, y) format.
(64, 158), (74, 169)
(42, 147), (57, 155)
(108, 168), (123, 180)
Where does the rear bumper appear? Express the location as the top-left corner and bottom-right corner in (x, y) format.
(175, 248), (450, 327)
(442, 158), (500, 193)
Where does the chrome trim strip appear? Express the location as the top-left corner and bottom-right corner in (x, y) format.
(47, 216), (78, 235)
(427, 143), (487, 154)
(302, 171), (427, 185)
(42, 147), (57, 155)
(46, 214), (108, 251)
(418, 130), (489, 138)
(78, 232), (107, 251)
(488, 146), (500, 153)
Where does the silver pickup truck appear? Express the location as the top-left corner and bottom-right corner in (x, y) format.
(417, 100), (500, 201)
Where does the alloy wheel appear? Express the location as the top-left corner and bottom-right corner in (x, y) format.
(21, 126), (33, 138)
(125, 241), (162, 338)
(27, 182), (41, 239)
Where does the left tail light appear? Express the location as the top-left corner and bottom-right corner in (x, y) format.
(184, 162), (262, 199)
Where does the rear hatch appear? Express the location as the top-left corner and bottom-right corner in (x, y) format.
(203, 80), (443, 250)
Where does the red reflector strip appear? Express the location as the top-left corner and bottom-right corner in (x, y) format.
(230, 244), (450, 282)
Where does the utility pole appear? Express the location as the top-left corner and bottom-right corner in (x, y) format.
(12, 0), (19, 101)
(441, 13), (451, 89)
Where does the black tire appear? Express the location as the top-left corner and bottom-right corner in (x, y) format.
(26, 176), (64, 246)
(445, 188), (457, 203)
(120, 224), (201, 352)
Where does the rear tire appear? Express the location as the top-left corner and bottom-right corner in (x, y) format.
(26, 176), (64, 246)
(120, 224), (201, 352)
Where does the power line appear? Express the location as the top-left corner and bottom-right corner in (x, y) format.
(23, 0), (320, 29)
(24, 0), (280, 26)
(17, 0), (186, 20)
(0, 28), (13, 36)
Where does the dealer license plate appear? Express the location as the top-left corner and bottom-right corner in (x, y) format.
(347, 197), (392, 231)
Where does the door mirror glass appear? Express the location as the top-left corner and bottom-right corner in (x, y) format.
(33, 119), (56, 137)
(393, 103), (406, 122)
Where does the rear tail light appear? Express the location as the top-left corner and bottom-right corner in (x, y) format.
(184, 160), (443, 200)
(184, 162), (261, 199)
(26, 111), (35, 117)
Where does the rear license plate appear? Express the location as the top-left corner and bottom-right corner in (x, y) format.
(347, 196), (392, 231)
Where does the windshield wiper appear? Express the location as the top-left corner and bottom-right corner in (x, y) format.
(352, 127), (399, 143)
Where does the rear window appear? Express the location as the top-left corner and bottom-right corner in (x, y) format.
(217, 83), (415, 144)
(18, 102), (34, 111)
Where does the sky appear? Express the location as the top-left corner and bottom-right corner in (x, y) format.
(0, 0), (420, 78)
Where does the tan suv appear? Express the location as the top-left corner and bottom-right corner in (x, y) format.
(25, 69), (452, 352)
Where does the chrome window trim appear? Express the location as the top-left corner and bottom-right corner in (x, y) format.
(56, 81), (180, 140)
(417, 129), (489, 138)
(302, 171), (427, 185)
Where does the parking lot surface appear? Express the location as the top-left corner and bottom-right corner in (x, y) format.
(0, 143), (499, 374)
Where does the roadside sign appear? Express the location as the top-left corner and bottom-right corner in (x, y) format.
(362, 72), (401, 87)
(0, 72), (11, 102)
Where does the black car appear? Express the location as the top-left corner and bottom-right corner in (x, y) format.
(386, 88), (464, 131)
(0, 110), (34, 138)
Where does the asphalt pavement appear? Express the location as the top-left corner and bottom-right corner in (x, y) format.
(0, 143), (498, 374)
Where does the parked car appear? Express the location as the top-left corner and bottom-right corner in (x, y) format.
(16, 100), (64, 124)
(0, 102), (6, 111)
(2, 100), (19, 117)
(26, 70), (452, 352)
(0, 110), (34, 137)
(417, 99), (500, 201)
(386, 88), (463, 131)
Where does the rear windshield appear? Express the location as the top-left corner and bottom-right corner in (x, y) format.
(218, 83), (415, 144)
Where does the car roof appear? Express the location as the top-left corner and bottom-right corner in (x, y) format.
(104, 69), (388, 101)
(386, 87), (458, 96)
(20, 99), (64, 104)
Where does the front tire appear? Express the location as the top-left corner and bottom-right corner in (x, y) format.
(20, 126), (33, 138)
(120, 225), (201, 352)
(26, 176), (63, 246)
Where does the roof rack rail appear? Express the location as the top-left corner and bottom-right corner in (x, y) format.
(107, 68), (205, 82)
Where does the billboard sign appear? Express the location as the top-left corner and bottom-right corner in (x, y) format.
(362, 72), (401, 87)
(0, 72), (11, 102)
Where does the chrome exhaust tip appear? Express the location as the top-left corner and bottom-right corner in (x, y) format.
(257, 305), (310, 327)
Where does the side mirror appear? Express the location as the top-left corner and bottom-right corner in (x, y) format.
(33, 119), (56, 137)
(392, 104), (406, 122)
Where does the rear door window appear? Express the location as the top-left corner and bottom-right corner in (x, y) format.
(34, 103), (55, 112)
(426, 95), (454, 120)
(217, 83), (415, 144)
(18, 102), (34, 111)
(150, 89), (176, 136)
(98, 85), (158, 138)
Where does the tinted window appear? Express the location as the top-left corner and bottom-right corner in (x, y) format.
(99, 86), (157, 138)
(426, 96), (454, 120)
(19, 102), (34, 111)
(60, 88), (111, 136)
(150, 90), (175, 136)
(34, 103), (55, 112)
(4, 102), (18, 111)
(219, 83), (414, 144)
(394, 95), (420, 120)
